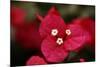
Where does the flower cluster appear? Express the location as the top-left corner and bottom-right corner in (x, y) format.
(11, 6), (95, 65)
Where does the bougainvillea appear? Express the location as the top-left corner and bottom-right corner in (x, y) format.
(11, 6), (42, 50)
(11, 3), (95, 65)
(15, 21), (42, 50)
(11, 6), (26, 27)
(26, 56), (47, 65)
(79, 58), (85, 62)
(37, 7), (94, 63)
(72, 17), (95, 44)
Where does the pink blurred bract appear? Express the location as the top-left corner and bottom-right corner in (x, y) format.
(11, 6), (26, 28)
(26, 56), (47, 65)
(15, 21), (42, 50)
(72, 17), (95, 44)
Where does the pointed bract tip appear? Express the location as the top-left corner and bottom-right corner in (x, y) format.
(36, 13), (43, 22)
(48, 6), (60, 16)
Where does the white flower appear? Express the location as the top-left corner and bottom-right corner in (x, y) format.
(51, 29), (58, 36)
(56, 38), (63, 45)
(66, 29), (71, 35)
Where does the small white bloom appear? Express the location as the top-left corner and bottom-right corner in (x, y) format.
(56, 38), (63, 45)
(66, 29), (71, 35)
(51, 29), (58, 36)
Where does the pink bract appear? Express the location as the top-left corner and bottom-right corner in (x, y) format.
(41, 36), (69, 62)
(26, 56), (47, 65)
(38, 6), (93, 63)
(11, 6), (26, 27)
(80, 58), (85, 62)
(72, 17), (95, 44)
(16, 21), (42, 50)
(39, 7), (67, 39)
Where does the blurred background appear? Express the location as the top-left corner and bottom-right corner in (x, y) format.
(11, 1), (95, 66)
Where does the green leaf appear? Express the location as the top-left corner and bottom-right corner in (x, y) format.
(67, 51), (77, 61)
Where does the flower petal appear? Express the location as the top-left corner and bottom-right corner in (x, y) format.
(64, 36), (86, 51)
(73, 17), (95, 44)
(64, 24), (89, 51)
(39, 7), (66, 38)
(73, 18), (95, 33)
(41, 36), (68, 63)
(26, 56), (47, 65)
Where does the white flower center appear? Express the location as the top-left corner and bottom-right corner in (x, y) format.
(51, 29), (71, 45)
(66, 29), (71, 35)
(51, 29), (58, 36)
(56, 38), (63, 45)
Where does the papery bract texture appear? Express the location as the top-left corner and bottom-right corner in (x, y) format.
(72, 17), (95, 44)
(39, 7), (67, 39)
(41, 36), (69, 62)
(64, 24), (89, 51)
(38, 6), (94, 63)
